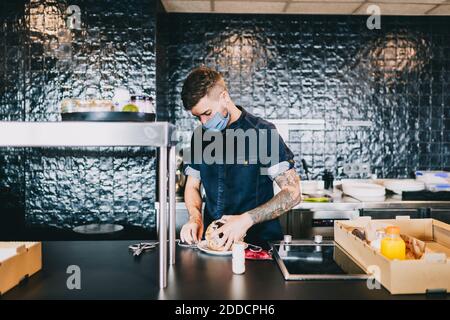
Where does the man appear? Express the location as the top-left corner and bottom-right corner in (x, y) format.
(180, 66), (302, 250)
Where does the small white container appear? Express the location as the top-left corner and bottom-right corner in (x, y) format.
(232, 242), (246, 275)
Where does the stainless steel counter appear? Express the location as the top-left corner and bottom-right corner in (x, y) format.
(176, 195), (450, 213)
(294, 195), (450, 211)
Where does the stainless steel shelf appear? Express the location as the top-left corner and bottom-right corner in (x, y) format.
(0, 121), (177, 289)
(0, 121), (176, 147)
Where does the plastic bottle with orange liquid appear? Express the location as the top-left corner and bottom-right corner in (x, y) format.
(380, 226), (406, 260)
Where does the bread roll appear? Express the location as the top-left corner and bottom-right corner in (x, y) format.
(205, 219), (226, 251)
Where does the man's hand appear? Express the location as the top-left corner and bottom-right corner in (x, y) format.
(182, 175), (204, 244)
(180, 216), (204, 244)
(211, 213), (254, 251)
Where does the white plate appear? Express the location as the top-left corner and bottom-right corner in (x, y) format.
(197, 240), (232, 256)
(197, 240), (248, 256)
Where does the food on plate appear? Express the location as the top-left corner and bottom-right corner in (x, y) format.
(205, 219), (227, 251)
(205, 219), (245, 251)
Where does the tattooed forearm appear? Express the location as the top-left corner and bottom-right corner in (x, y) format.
(247, 168), (302, 225)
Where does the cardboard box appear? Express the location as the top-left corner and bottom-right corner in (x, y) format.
(335, 218), (450, 294)
(0, 242), (42, 295)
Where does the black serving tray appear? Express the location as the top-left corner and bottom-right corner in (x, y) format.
(61, 111), (156, 122)
(402, 190), (450, 201)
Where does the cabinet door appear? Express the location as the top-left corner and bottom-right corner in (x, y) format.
(360, 208), (428, 219)
(430, 209), (450, 224)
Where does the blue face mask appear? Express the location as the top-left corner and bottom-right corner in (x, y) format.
(202, 111), (230, 132)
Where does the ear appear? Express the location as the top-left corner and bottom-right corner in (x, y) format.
(221, 90), (230, 104)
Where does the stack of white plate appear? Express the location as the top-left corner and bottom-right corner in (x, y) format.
(342, 181), (386, 201)
(383, 179), (425, 195)
(415, 171), (450, 192)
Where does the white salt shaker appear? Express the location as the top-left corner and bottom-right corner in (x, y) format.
(232, 242), (246, 275)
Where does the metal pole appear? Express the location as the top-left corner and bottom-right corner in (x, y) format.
(168, 146), (176, 265)
(158, 147), (168, 289)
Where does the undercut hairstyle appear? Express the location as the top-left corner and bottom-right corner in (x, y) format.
(181, 66), (226, 110)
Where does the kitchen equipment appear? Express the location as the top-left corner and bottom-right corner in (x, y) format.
(270, 239), (369, 280)
(287, 209), (360, 240)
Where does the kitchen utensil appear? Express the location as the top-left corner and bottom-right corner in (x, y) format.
(270, 240), (370, 280)
(128, 242), (158, 256)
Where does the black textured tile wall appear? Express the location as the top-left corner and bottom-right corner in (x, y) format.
(158, 14), (450, 180)
(2, 5), (450, 235)
(0, 0), (158, 234)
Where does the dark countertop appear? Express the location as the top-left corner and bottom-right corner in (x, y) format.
(1, 241), (448, 300)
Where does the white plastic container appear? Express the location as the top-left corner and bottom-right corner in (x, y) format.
(232, 242), (246, 275)
(415, 171), (450, 184)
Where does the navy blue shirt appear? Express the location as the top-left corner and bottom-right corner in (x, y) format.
(184, 106), (295, 248)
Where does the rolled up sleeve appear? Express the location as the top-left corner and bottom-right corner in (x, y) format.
(261, 124), (295, 180)
(184, 165), (201, 181)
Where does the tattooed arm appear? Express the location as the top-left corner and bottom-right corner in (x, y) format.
(246, 168), (302, 224)
(212, 168), (302, 251)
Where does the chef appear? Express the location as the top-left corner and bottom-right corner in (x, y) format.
(180, 66), (302, 250)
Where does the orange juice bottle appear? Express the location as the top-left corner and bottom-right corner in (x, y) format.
(380, 226), (405, 260)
